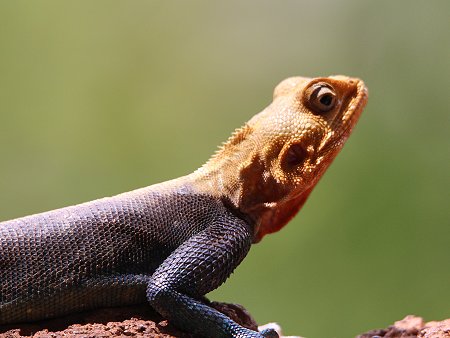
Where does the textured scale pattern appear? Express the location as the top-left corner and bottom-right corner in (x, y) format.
(0, 75), (368, 338)
(0, 180), (264, 336)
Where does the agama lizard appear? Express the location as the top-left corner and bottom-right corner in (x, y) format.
(0, 75), (368, 337)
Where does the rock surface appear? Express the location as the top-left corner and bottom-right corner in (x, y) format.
(1, 305), (448, 338)
(0, 302), (259, 338)
(358, 315), (450, 338)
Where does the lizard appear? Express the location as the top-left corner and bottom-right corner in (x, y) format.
(0, 75), (368, 338)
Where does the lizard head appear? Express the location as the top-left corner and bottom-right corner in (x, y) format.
(200, 76), (368, 243)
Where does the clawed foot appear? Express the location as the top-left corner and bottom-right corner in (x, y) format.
(260, 328), (279, 338)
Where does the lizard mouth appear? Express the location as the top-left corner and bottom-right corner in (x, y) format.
(334, 78), (368, 137)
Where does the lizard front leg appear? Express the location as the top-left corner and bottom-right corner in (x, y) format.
(146, 214), (278, 338)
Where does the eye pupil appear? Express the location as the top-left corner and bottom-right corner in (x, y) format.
(319, 93), (333, 106)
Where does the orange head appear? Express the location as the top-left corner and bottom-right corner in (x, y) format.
(200, 76), (368, 242)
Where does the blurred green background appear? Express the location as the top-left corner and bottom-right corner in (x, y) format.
(0, 1), (449, 337)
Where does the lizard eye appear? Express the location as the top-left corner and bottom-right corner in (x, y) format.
(305, 83), (336, 114)
(285, 143), (307, 167)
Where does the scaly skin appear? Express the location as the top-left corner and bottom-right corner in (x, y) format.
(0, 75), (368, 337)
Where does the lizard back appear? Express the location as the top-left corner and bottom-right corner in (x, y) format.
(0, 178), (233, 323)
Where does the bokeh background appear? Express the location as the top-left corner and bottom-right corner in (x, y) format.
(0, 1), (449, 337)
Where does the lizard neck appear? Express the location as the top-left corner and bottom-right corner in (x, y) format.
(190, 159), (310, 244)
(188, 124), (295, 242)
